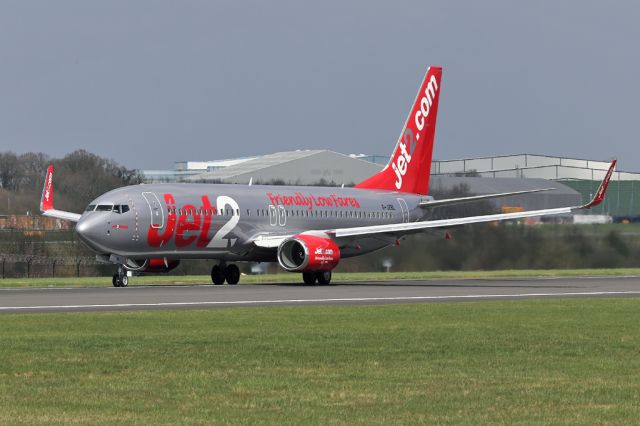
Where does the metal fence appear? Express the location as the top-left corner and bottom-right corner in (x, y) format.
(0, 254), (114, 279)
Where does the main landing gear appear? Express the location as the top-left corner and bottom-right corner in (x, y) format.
(302, 271), (332, 285)
(112, 265), (129, 287)
(211, 263), (240, 285)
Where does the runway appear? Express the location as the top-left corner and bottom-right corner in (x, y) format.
(2, 276), (640, 313)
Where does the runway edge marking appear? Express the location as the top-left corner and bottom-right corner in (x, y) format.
(2, 291), (640, 311)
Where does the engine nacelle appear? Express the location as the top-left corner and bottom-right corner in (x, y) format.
(125, 258), (180, 273)
(277, 234), (340, 272)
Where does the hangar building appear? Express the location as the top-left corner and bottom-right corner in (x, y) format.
(184, 150), (382, 186)
(432, 154), (640, 217)
(140, 151), (640, 214)
(160, 150), (582, 212)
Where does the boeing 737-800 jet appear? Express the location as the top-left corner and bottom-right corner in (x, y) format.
(40, 66), (616, 286)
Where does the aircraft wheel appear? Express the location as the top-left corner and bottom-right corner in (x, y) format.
(112, 274), (120, 287)
(302, 271), (317, 285)
(224, 264), (240, 285)
(316, 271), (332, 285)
(120, 275), (129, 287)
(211, 265), (226, 285)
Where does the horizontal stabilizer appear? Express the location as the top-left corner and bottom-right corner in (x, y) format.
(39, 164), (81, 223)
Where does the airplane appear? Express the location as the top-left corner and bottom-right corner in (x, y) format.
(39, 66), (617, 287)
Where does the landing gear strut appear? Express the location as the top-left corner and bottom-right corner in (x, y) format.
(211, 263), (240, 285)
(112, 265), (129, 287)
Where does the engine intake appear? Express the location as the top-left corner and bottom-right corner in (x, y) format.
(277, 234), (340, 272)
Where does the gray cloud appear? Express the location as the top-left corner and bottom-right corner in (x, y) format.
(0, 0), (638, 170)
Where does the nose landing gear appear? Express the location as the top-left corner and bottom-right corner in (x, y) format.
(211, 263), (241, 285)
(112, 266), (129, 287)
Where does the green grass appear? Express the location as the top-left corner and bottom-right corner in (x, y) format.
(2, 268), (640, 288)
(1, 299), (640, 424)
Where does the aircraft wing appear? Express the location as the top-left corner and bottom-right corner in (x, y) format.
(332, 160), (615, 238)
(419, 187), (556, 208)
(253, 160), (616, 248)
(39, 164), (82, 223)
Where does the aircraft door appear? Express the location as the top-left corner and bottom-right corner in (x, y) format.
(397, 198), (410, 223)
(142, 192), (165, 229)
(129, 197), (140, 242)
(278, 205), (286, 226)
(269, 205), (277, 226)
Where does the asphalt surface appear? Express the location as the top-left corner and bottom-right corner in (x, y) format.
(2, 276), (640, 313)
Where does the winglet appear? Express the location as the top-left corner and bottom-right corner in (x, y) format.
(40, 164), (55, 212)
(581, 160), (616, 209)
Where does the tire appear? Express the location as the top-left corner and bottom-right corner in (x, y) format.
(302, 271), (317, 285)
(224, 264), (240, 285)
(120, 275), (129, 287)
(316, 271), (332, 285)
(112, 274), (120, 287)
(211, 265), (226, 285)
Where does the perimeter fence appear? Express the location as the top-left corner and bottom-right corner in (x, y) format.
(0, 254), (114, 279)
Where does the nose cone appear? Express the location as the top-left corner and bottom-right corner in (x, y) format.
(76, 214), (105, 252)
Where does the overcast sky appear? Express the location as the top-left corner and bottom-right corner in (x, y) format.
(1, 1), (638, 170)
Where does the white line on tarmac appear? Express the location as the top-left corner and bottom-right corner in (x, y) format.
(2, 290), (640, 311)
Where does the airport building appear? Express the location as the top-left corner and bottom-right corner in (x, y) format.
(431, 154), (640, 218)
(139, 152), (640, 217)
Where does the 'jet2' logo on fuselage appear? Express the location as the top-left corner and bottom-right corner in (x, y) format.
(392, 74), (439, 190)
(148, 194), (239, 249)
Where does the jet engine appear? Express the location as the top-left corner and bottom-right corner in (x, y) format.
(277, 234), (340, 272)
(125, 258), (180, 273)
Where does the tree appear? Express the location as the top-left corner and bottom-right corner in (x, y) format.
(0, 152), (19, 190)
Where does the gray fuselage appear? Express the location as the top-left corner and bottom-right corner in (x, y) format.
(75, 183), (431, 263)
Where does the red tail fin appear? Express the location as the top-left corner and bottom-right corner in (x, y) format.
(355, 66), (442, 195)
(40, 164), (54, 211)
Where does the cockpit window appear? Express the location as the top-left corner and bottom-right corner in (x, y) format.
(95, 204), (113, 212)
(112, 205), (130, 214)
(85, 204), (96, 212)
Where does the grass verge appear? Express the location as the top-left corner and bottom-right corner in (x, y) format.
(2, 268), (640, 288)
(1, 299), (640, 424)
